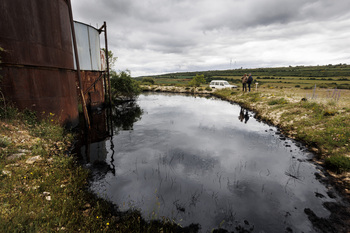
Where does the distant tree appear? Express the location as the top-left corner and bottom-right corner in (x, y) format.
(141, 77), (155, 85)
(102, 48), (118, 72)
(188, 74), (206, 87)
(110, 70), (141, 101)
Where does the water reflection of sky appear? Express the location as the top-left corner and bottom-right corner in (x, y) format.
(90, 93), (339, 232)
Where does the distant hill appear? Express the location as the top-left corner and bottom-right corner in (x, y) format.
(136, 64), (350, 80)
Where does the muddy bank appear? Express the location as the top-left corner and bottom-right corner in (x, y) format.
(141, 85), (214, 94)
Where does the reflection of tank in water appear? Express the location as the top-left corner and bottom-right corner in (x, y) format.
(78, 101), (143, 178)
(79, 109), (109, 164)
(78, 108), (115, 178)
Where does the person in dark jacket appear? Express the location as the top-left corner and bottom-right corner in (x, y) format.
(247, 73), (253, 92)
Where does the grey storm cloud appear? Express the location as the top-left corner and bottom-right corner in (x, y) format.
(72, 0), (350, 76)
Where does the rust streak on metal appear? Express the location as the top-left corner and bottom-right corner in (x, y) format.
(1, 63), (76, 72)
(83, 72), (105, 95)
(0, 0), (79, 127)
(80, 71), (105, 109)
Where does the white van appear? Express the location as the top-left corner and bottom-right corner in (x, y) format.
(209, 80), (237, 89)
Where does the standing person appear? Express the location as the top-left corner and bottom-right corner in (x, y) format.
(247, 73), (253, 92)
(241, 73), (248, 92)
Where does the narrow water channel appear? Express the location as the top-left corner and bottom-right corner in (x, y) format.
(82, 93), (342, 232)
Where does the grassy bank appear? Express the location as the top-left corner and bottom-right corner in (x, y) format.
(212, 87), (350, 195)
(0, 108), (193, 232)
(212, 88), (350, 160)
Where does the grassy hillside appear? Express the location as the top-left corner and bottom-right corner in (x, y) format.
(136, 64), (350, 90)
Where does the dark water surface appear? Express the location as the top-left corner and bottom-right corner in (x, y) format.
(84, 93), (341, 232)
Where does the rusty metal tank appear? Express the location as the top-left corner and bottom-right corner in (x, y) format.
(73, 21), (105, 110)
(0, 0), (79, 126)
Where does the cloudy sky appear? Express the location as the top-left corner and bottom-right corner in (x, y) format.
(72, 0), (350, 77)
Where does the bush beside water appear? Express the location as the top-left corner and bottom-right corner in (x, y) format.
(325, 156), (350, 173)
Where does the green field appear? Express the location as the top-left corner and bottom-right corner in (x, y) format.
(137, 64), (350, 89)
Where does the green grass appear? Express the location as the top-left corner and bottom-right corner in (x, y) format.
(325, 156), (350, 173)
(268, 98), (288, 105)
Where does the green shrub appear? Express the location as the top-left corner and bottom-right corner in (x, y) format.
(141, 77), (155, 85)
(23, 109), (37, 125)
(110, 70), (141, 100)
(249, 93), (261, 102)
(188, 74), (205, 87)
(337, 84), (350, 90)
(268, 98), (288, 105)
(205, 86), (212, 91)
(0, 105), (18, 120)
(0, 137), (10, 148)
(318, 84), (329, 88)
(303, 86), (313, 90)
(323, 109), (336, 116)
(325, 155), (350, 173)
(301, 102), (322, 114)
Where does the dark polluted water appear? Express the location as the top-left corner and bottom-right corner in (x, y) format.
(81, 93), (343, 232)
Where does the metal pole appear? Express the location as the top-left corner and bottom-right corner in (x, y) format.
(67, 0), (90, 128)
(97, 25), (108, 106)
(103, 21), (114, 136)
(104, 21), (112, 106)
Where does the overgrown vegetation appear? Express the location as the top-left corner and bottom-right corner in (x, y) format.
(268, 98), (288, 105)
(110, 70), (142, 101)
(188, 74), (206, 87)
(325, 156), (350, 173)
(102, 48), (118, 72)
(141, 77), (155, 85)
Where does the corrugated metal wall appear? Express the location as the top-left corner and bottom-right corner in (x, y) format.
(0, 0), (79, 126)
(73, 22), (102, 71)
(0, 0), (109, 127)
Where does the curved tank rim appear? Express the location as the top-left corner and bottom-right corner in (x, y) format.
(74, 20), (101, 32)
